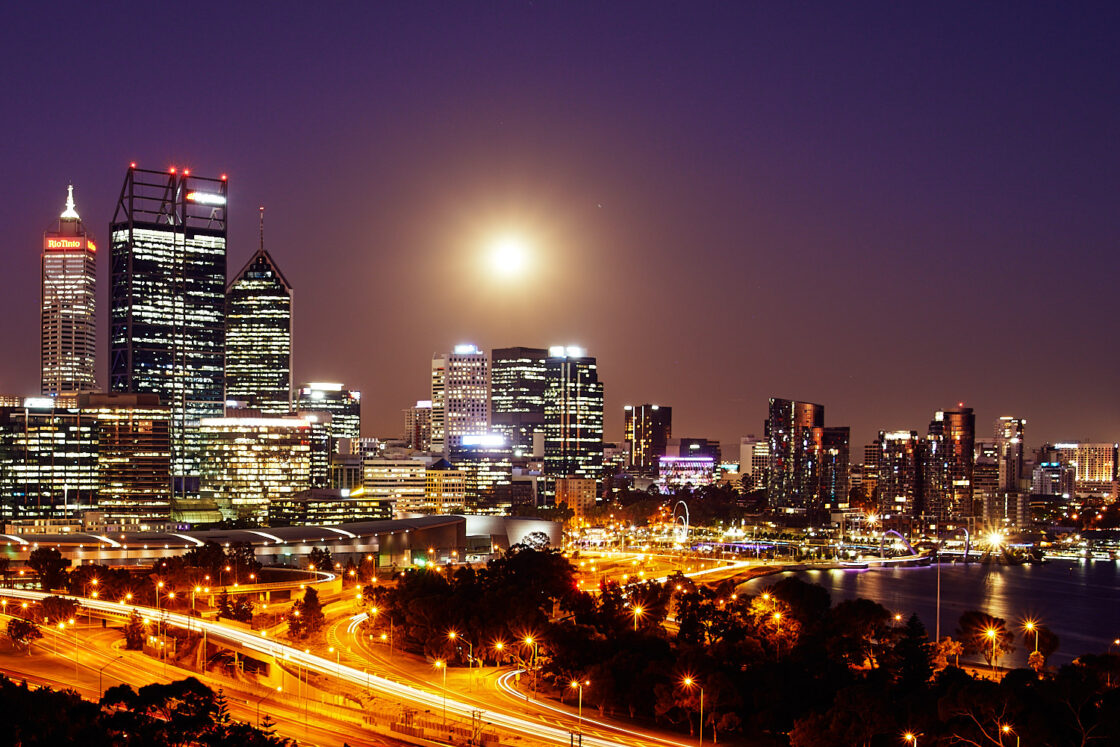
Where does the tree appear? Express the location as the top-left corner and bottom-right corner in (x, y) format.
(892, 614), (933, 690)
(39, 595), (79, 625)
(937, 636), (964, 669)
(957, 610), (1015, 669)
(231, 596), (254, 623)
(288, 588), (324, 640)
(308, 547), (332, 571)
(27, 547), (70, 590)
(215, 590), (234, 620)
(123, 610), (146, 650)
(7, 618), (41, 651)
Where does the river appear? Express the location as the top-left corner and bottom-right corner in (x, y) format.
(738, 559), (1120, 667)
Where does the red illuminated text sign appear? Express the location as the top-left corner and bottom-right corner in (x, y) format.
(46, 239), (84, 249)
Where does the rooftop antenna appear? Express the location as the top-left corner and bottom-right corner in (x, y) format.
(259, 205), (265, 251)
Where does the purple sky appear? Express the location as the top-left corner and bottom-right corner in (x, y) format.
(2, 2), (1119, 453)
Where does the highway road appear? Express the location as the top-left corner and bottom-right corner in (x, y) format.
(2, 589), (666, 747)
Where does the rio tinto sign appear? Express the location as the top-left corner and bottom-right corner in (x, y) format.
(44, 238), (94, 251)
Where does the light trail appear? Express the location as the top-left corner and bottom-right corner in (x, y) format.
(1, 589), (637, 747)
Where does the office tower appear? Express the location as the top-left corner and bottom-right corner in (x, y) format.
(295, 383), (361, 450)
(820, 426), (850, 510)
(623, 406), (635, 451)
(626, 404), (672, 475)
(972, 440), (1000, 515)
(363, 456), (430, 511)
(110, 165), (227, 497)
(268, 487), (391, 526)
(674, 437), (720, 462)
(423, 459), (468, 513)
(0, 397), (97, 521)
(41, 185), (98, 396)
(926, 406), (975, 519)
(452, 435), (513, 512)
(543, 346), (604, 491)
(430, 345), (490, 455)
(1031, 461), (1074, 497)
(766, 398), (824, 510)
(738, 436), (765, 490)
(491, 347), (548, 457)
(657, 457), (715, 492)
(877, 430), (920, 516)
(198, 415), (313, 522)
(80, 392), (171, 525)
(995, 416), (1025, 491)
(1045, 442), (1117, 496)
(225, 210), (293, 414)
(403, 400), (433, 450)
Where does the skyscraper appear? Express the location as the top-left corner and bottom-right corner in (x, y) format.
(41, 185), (97, 396)
(295, 383), (361, 451)
(543, 346), (604, 491)
(626, 404), (672, 475)
(403, 400), (432, 450)
(995, 416), (1025, 491)
(430, 345), (490, 455)
(927, 406), (975, 519)
(109, 165), (227, 497)
(490, 347), (547, 457)
(878, 430), (920, 516)
(820, 426), (850, 510)
(766, 398), (824, 511)
(225, 209), (293, 414)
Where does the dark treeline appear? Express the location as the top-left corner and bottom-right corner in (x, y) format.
(367, 547), (1120, 746)
(0, 675), (290, 746)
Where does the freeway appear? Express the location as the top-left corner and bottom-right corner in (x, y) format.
(1, 589), (649, 747)
(333, 613), (695, 747)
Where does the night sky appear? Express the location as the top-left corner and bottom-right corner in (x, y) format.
(2, 2), (1119, 453)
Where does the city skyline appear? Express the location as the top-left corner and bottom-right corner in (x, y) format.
(3, 4), (1120, 451)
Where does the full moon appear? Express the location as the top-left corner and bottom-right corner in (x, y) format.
(488, 234), (529, 277)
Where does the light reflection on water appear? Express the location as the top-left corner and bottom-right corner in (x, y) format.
(741, 559), (1120, 666)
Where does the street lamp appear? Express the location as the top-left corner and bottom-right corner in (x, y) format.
(903, 731), (920, 746)
(681, 677), (704, 747)
(255, 686), (281, 727)
(773, 612), (783, 657)
(99, 654), (124, 698)
(1023, 619), (1040, 653)
(632, 605), (644, 632)
(449, 630), (475, 686)
(985, 628), (999, 672)
(434, 659), (447, 725)
(1001, 723), (1020, 747)
(328, 646), (341, 677)
(523, 636), (539, 693)
(569, 679), (590, 734)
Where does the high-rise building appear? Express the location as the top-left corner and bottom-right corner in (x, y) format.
(109, 165), (227, 497)
(452, 435), (513, 513)
(0, 397), (97, 521)
(403, 400), (433, 451)
(225, 211), (293, 414)
(198, 416), (313, 522)
(1046, 442), (1117, 496)
(878, 430), (920, 516)
(766, 398), (824, 510)
(995, 416), (1025, 491)
(364, 456), (430, 511)
(926, 406), (975, 519)
(490, 347), (548, 457)
(295, 383), (361, 451)
(820, 426), (850, 510)
(626, 404), (672, 475)
(80, 392), (171, 525)
(430, 345), (490, 455)
(543, 347), (604, 492)
(41, 185), (98, 396)
(422, 459), (468, 514)
(738, 436), (766, 491)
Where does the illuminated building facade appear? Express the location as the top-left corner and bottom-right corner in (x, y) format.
(452, 435), (513, 512)
(543, 347), (604, 491)
(363, 457), (429, 510)
(109, 165), (227, 496)
(422, 460), (468, 513)
(555, 477), (597, 522)
(626, 404), (672, 475)
(1047, 442), (1117, 496)
(430, 345), (490, 455)
(490, 347), (547, 457)
(657, 456), (715, 492)
(926, 406), (975, 518)
(80, 392), (171, 525)
(225, 222), (292, 414)
(877, 430), (920, 516)
(995, 416), (1025, 491)
(820, 426), (850, 510)
(41, 185), (98, 396)
(0, 398), (97, 520)
(766, 398), (824, 510)
(268, 487), (391, 526)
(403, 400), (432, 451)
(296, 383), (361, 451)
(198, 416), (313, 522)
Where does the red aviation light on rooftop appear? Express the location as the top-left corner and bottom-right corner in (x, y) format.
(129, 162), (137, 169)
(183, 168), (191, 176)
(220, 174), (227, 181)
(169, 166), (176, 174)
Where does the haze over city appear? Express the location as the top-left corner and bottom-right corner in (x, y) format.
(3, 2), (1120, 449)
